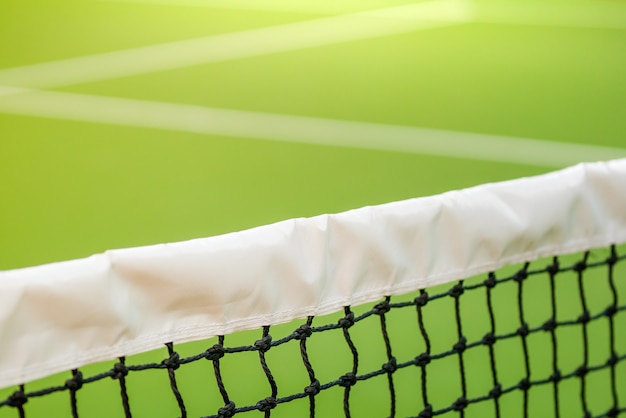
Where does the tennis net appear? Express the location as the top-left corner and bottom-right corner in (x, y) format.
(0, 159), (625, 417)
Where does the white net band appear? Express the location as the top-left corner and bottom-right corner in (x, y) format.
(1, 158), (625, 389)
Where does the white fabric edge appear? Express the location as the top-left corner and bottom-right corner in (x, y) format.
(1, 158), (625, 388)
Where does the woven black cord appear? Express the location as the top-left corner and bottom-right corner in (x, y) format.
(208, 335), (234, 417)
(576, 253), (591, 417)
(606, 246), (620, 418)
(339, 306), (359, 418)
(19, 384), (26, 418)
(515, 263), (531, 418)
(112, 357), (132, 418)
(484, 272), (501, 418)
(11, 385), (26, 418)
(66, 369), (83, 418)
(547, 257), (561, 418)
(255, 326), (277, 418)
(450, 281), (468, 417)
(376, 296), (397, 418)
(164, 342), (187, 418)
(214, 336), (230, 402)
(297, 317), (318, 418)
(415, 289), (432, 417)
(19, 384), (25, 418)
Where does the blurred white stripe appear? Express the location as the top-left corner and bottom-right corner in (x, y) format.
(1, 88), (624, 167)
(102, 0), (626, 29)
(0, 0), (472, 89)
(474, 1), (626, 29)
(101, 0), (440, 15)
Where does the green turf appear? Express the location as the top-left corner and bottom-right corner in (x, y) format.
(0, 0), (625, 416)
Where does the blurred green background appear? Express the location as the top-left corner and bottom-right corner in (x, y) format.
(0, 0), (625, 416)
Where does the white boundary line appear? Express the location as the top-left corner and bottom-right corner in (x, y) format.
(473, 1), (626, 30)
(101, 0), (424, 15)
(101, 0), (626, 29)
(1, 0), (620, 92)
(1, 87), (624, 167)
(0, 0), (472, 89)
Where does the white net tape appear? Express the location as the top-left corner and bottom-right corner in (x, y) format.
(1, 158), (625, 389)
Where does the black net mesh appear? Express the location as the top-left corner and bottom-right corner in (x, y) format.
(1, 245), (625, 418)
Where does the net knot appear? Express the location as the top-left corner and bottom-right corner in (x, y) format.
(338, 372), (357, 387)
(604, 305), (618, 317)
(453, 337), (467, 353)
(517, 323), (530, 337)
(546, 260), (560, 275)
(550, 370), (562, 383)
(607, 354), (618, 367)
(607, 406), (619, 417)
(304, 379), (321, 396)
(254, 335), (272, 353)
(484, 273), (497, 288)
(575, 365), (588, 377)
(489, 384), (502, 399)
(573, 260), (587, 272)
(65, 371), (83, 391)
(452, 396), (468, 411)
(518, 378), (530, 391)
(373, 300), (391, 315)
(294, 324), (313, 340)
(449, 283), (464, 298)
(338, 312), (355, 328)
(382, 357), (397, 373)
(256, 396), (277, 412)
(542, 318), (557, 332)
(112, 362), (129, 379)
(514, 269), (528, 282)
(482, 332), (496, 346)
(7, 390), (27, 408)
(418, 404), (433, 418)
(217, 401), (236, 418)
(205, 344), (226, 361)
(606, 250), (619, 266)
(162, 351), (181, 370)
(415, 353), (431, 367)
(414, 292), (429, 307)
(578, 311), (590, 324)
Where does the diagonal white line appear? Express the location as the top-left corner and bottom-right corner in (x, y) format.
(0, 0), (472, 89)
(473, 1), (626, 30)
(101, 0), (423, 15)
(1, 87), (625, 167)
(102, 0), (626, 29)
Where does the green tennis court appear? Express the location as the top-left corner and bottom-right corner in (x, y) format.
(1, 0), (625, 416)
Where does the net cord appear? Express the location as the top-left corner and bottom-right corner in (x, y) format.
(0, 159), (625, 389)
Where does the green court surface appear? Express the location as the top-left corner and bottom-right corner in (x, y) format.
(1, 0), (625, 416)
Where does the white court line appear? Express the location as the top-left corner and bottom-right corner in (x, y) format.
(101, 0), (424, 15)
(0, 0), (472, 89)
(474, 2), (626, 30)
(1, 87), (624, 167)
(102, 0), (626, 30)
